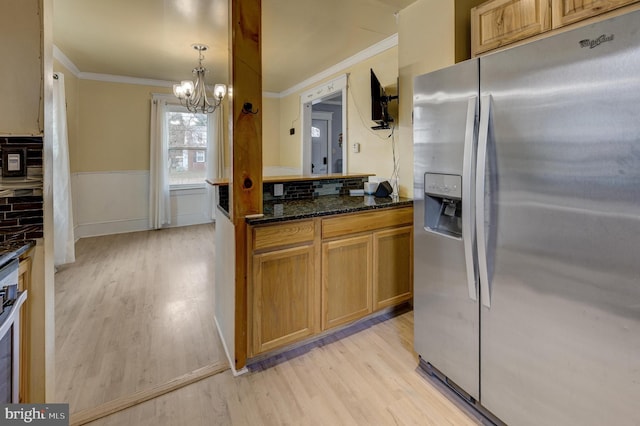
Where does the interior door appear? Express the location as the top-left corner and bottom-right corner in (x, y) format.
(311, 118), (329, 174)
(478, 11), (640, 425)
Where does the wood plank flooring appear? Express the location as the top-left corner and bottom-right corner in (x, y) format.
(86, 311), (483, 426)
(54, 224), (224, 414)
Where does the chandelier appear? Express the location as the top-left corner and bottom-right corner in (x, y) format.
(173, 44), (226, 114)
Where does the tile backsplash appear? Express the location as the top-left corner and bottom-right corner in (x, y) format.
(216, 177), (367, 213)
(263, 177), (366, 201)
(0, 136), (44, 242)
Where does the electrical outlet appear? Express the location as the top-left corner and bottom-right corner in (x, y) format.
(352, 142), (360, 153)
(274, 183), (284, 196)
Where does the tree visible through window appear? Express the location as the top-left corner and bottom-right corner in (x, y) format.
(167, 111), (208, 186)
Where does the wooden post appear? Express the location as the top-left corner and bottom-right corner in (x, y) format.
(229, 0), (262, 371)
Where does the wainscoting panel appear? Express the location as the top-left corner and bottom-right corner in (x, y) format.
(72, 171), (213, 239)
(72, 171), (149, 238)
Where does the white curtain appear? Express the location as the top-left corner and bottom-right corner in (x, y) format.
(52, 73), (75, 266)
(149, 97), (171, 229)
(206, 106), (224, 220)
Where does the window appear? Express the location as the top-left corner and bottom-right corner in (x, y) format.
(166, 110), (209, 186)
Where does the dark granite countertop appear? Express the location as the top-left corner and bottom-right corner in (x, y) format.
(0, 240), (35, 268)
(245, 195), (413, 225)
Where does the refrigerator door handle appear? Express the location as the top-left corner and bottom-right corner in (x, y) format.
(462, 96), (478, 301)
(477, 94), (492, 308)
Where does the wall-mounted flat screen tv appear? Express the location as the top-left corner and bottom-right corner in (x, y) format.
(370, 68), (398, 130)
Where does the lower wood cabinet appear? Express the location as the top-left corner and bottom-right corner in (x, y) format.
(251, 244), (316, 355)
(322, 235), (372, 330)
(373, 226), (413, 310)
(248, 206), (413, 356)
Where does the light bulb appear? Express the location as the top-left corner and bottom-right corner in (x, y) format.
(181, 80), (194, 96)
(214, 84), (227, 100)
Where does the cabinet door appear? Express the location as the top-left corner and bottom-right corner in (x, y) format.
(252, 245), (316, 355)
(551, 0), (638, 28)
(373, 226), (413, 310)
(322, 235), (372, 330)
(471, 0), (551, 56)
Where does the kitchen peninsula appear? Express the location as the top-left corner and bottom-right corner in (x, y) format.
(209, 174), (413, 363)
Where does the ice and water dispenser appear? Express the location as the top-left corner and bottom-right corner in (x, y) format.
(423, 173), (463, 239)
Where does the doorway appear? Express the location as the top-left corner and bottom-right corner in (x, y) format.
(301, 75), (347, 175)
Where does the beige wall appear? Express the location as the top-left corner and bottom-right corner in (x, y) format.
(398, 0), (455, 197)
(275, 90), (303, 168)
(0, 0), (43, 135)
(345, 48), (398, 177)
(75, 80), (172, 172)
(262, 96), (281, 167)
(275, 47), (399, 179)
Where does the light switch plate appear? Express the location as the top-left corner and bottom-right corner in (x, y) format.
(352, 143), (360, 153)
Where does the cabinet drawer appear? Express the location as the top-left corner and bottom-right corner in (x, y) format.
(471, 0), (551, 56)
(322, 207), (413, 239)
(252, 219), (315, 251)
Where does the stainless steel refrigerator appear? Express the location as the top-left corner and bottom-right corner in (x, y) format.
(413, 10), (640, 426)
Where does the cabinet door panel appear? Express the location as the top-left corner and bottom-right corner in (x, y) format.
(471, 0), (551, 56)
(373, 226), (413, 310)
(252, 245), (315, 354)
(322, 235), (372, 330)
(551, 0), (638, 28)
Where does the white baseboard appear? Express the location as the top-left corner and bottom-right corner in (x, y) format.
(75, 218), (150, 239)
(170, 213), (213, 228)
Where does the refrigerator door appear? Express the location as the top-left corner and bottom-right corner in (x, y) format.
(478, 11), (640, 426)
(413, 59), (480, 399)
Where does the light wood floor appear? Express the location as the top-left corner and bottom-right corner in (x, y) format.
(55, 224), (224, 414)
(86, 311), (483, 426)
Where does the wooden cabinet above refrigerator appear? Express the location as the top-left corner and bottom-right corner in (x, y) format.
(471, 0), (640, 57)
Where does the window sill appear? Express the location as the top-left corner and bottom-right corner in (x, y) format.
(169, 183), (207, 192)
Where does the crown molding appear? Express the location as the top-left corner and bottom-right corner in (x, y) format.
(278, 33), (398, 98)
(77, 72), (174, 88)
(53, 45), (81, 77)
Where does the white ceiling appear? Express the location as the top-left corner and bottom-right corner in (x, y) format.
(52, 0), (417, 93)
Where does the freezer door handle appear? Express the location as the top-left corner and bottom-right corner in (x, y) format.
(462, 96), (478, 301)
(477, 94), (492, 308)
